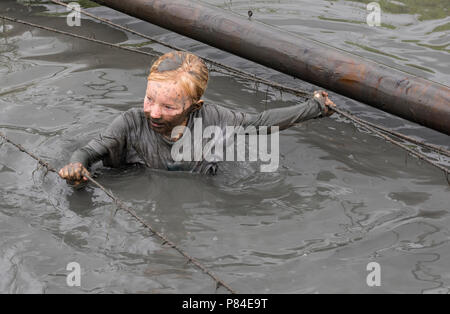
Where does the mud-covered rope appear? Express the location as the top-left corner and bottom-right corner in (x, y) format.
(1, 14), (448, 180)
(334, 107), (450, 184)
(49, 0), (295, 93)
(49, 1), (449, 157)
(0, 130), (237, 294)
(347, 114), (450, 158)
(0, 15), (160, 58)
(8, 10), (448, 157)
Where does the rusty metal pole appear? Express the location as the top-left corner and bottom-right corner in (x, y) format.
(93, 0), (450, 135)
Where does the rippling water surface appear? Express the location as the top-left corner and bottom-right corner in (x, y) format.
(0, 0), (449, 293)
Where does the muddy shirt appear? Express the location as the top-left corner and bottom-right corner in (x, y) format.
(70, 98), (327, 175)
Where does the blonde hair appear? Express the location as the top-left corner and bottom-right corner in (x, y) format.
(148, 51), (209, 103)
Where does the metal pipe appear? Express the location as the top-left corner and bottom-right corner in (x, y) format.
(93, 0), (450, 135)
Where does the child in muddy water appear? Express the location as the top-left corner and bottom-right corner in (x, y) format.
(58, 50), (336, 187)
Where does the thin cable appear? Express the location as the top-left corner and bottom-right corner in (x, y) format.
(48, 1), (450, 156)
(2, 15), (448, 182)
(2, 13), (308, 98)
(348, 114), (450, 158)
(50, 0), (291, 92)
(0, 15), (160, 58)
(0, 130), (237, 294)
(334, 108), (450, 184)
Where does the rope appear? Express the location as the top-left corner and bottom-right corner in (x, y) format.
(50, 0), (298, 95)
(1, 9), (449, 290)
(345, 114), (450, 158)
(334, 107), (450, 183)
(210, 67), (310, 97)
(1, 14), (448, 183)
(0, 15), (160, 58)
(0, 131), (237, 294)
(1, 13), (307, 98)
(45, 2), (450, 156)
(2, 4), (448, 293)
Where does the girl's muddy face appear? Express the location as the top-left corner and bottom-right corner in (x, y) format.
(143, 80), (194, 137)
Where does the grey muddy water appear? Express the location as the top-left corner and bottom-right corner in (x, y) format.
(0, 0), (449, 293)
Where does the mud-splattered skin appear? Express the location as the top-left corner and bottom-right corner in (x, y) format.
(144, 79), (203, 140)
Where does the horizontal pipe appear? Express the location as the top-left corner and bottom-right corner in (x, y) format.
(93, 0), (450, 135)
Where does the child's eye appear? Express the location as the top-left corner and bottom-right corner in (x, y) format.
(165, 105), (174, 110)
